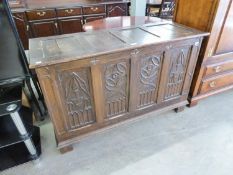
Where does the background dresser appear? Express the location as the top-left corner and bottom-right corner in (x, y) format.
(174, 0), (233, 106)
(10, 0), (130, 49)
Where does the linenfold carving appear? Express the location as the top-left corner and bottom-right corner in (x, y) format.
(104, 61), (128, 118)
(138, 55), (161, 107)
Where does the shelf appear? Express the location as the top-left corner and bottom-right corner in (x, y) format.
(0, 126), (41, 171)
(0, 106), (33, 149)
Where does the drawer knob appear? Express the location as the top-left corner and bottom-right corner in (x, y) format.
(65, 9), (74, 14)
(36, 11), (46, 16)
(209, 81), (216, 88)
(91, 7), (99, 11)
(214, 66), (222, 73)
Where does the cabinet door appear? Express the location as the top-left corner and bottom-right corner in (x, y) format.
(12, 12), (29, 49)
(29, 20), (59, 38)
(84, 15), (105, 23)
(58, 17), (83, 34)
(106, 3), (128, 17)
(214, 1), (233, 55)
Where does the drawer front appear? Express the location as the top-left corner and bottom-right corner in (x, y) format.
(26, 9), (56, 20)
(56, 7), (82, 17)
(84, 15), (105, 23)
(204, 60), (233, 77)
(200, 72), (233, 94)
(82, 5), (105, 15)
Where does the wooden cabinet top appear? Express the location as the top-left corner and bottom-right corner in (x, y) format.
(28, 21), (208, 69)
(11, 0), (130, 11)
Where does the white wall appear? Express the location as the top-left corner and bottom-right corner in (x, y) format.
(130, 0), (147, 16)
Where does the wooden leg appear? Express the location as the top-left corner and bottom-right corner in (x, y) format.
(188, 100), (198, 108)
(59, 145), (73, 154)
(174, 106), (185, 113)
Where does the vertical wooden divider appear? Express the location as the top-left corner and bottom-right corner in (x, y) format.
(129, 49), (140, 112)
(91, 63), (105, 123)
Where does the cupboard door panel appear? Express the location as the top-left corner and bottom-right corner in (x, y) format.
(54, 63), (96, 131)
(12, 12), (29, 49)
(30, 20), (58, 38)
(58, 18), (83, 34)
(215, 2), (233, 55)
(164, 46), (192, 101)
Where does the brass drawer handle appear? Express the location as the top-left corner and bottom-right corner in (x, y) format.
(214, 66), (222, 73)
(209, 81), (216, 88)
(91, 7), (99, 11)
(65, 9), (74, 14)
(54, 22), (58, 29)
(36, 11), (46, 17)
(26, 25), (29, 31)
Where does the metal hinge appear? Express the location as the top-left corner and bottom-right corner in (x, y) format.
(26, 25), (29, 31)
(208, 47), (214, 57)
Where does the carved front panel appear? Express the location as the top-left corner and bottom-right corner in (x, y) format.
(164, 47), (191, 100)
(138, 55), (162, 108)
(104, 60), (129, 118)
(58, 68), (96, 129)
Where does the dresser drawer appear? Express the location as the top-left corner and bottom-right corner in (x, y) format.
(56, 7), (82, 17)
(204, 59), (233, 77)
(200, 71), (233, 94)
(26, 9), (56, 20)
(84, 15), (105, 23)
(82, 5), (105, 15)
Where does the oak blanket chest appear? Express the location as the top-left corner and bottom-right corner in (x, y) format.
(28, 21), (208, 153)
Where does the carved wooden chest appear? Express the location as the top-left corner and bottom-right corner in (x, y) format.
(29, 21), (208, 153)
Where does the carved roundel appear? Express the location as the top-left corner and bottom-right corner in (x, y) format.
(141, 56), (160, 80)
(140, 56), (160, 88)
(105, 62), (127, 91)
